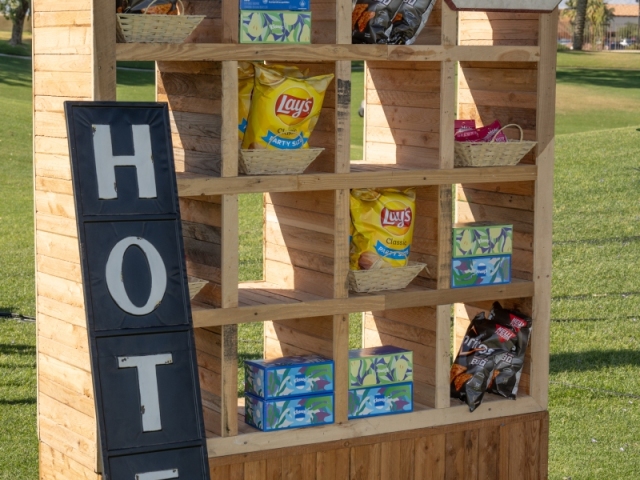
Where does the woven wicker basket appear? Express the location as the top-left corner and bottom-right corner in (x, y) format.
(348, 262), (426, 293)
(116, 0), (205, 44)
(454, 124), (536, 168)
(239, 148), (324, 175)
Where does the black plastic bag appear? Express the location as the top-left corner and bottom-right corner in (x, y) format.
(352, 0), (404, 44)
(388, 0), (436, 45)
(486, 302), (533, 400)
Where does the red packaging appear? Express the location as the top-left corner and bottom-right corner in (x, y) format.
(475, 120), (508, 143)
(454, 120), (478, 142)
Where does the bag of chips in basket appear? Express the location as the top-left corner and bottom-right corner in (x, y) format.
(486, 302), (532, 399)
(388, 0), (437, 45)
(238, 63), (310, 144)
(350, 188), (416, 270)
(242, 64), (334, 150)
(352, 0), (404, 44)
(119, 0), (178, 14)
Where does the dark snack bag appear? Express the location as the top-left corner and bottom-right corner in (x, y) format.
(388, 0), (436, 45)
(487, 302), (532, 399)
(352, 0), (404, 44)
(451, 311), (509, 412)
(120, 0), (178, 14)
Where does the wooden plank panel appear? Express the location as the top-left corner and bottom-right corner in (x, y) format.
(39, 442), (99, 480)
(350, 443), (381, 480)
(34, 153), (72, 179)
(38, 352), (93, 398)
(33, 27), (92, 55)
(415, 434), (445, 479)
(444, 431), (465, 480)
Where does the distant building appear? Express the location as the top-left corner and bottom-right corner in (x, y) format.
(608, 4), (640, 30)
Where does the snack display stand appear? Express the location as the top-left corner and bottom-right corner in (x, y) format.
(33, 0), (556, 477)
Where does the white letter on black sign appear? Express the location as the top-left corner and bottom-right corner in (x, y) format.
(92, 124), (157, 199)
(118, 354), (173, 432)
(105, 237), (167, 316)
(135, 469), (179, 480)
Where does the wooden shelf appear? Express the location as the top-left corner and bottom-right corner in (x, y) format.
(177, 165), (538, 197)
(205, 394), (544, 458)
(191, 280), (534, 327)
(116, 43), (540, 63)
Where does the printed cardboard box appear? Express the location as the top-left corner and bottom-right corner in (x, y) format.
(240, 0), (310, 11)
(453, 223), (513, 258)
(349, 345), (413, 389)
(348, 383), (413, 419)
(240, 11), (311, 44)
(451, 255), (511, 288)
(245, 393), (334, 431)
(244, 355), (334, 399)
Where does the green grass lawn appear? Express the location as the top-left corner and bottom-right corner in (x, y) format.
(1, 48), (640, 478)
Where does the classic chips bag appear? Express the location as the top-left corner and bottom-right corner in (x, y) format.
(352, 0), (404, 44)
(242, 65), (334, 150)
(238, 62), (255, 143)
(487, 303), (532, 400)
(350, 188), (416, 270)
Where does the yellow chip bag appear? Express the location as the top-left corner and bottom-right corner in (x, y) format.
(350, 188), (417, 270)
(238, 62), (255, 143)
(238, 63), (309, 144)
(242, 64), (334, 150)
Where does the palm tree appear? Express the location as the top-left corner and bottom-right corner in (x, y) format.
(563, 0), (613, 50)
(570, 0), (588, 50)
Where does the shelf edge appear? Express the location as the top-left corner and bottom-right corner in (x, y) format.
(192, 281), (535, 327)
(115, 43), (540, 63)
(178, 165), (538, 197)
(206, 395), (544, 458)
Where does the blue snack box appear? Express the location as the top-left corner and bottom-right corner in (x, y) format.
(349, 345), (413, 390)
(245, 355), (334, 399)
(240, 0), (310, 10)
(451, 254), (512, 288)
(245, 392), (334, 431)
(348, 383), (413, 420)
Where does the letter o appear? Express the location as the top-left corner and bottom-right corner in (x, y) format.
(105, 237), (167, 316)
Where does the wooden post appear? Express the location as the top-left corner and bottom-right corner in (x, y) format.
(531, 8), (559, 410)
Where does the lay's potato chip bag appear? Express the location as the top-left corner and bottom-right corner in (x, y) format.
(350, 188), (417, 270)
(242, 64), (334, 150)
(238, 62), (255, 143)
(238, 63), (309, 144)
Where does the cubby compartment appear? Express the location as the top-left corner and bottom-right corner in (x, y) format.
(458, 60), (538, 166)
(238, 189), (336, 306)
(456, 181), (534, 282)
(452, 296), (534, 402)
(157, 60), (224, 176)
(356, 61), (442, 171)
(458, 11), (540, 46)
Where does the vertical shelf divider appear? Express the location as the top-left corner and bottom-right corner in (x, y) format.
(92, 0), (117, 101)
(333, 0), (353, 423)
(434, 1), (458, 409)
(220, 60), (240, 437)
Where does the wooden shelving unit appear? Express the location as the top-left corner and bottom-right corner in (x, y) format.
(33, 0), (557, 477)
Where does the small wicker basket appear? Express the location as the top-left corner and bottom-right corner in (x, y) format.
(348, 262), (426, 294)
(239, 148), (324, 175)
(454, 124), (537, 168)
(116, 0), (205, 44)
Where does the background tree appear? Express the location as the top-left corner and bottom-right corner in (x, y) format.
(571, 0), (588, 50)
(564, 0), (612, 50)
(1, 0), (30, 46)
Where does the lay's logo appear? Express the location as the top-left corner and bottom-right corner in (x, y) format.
(381, 207), (412, 229)
(275, 91), (314, 125)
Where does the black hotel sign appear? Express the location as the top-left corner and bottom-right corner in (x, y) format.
(65, 103), (210, 480)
